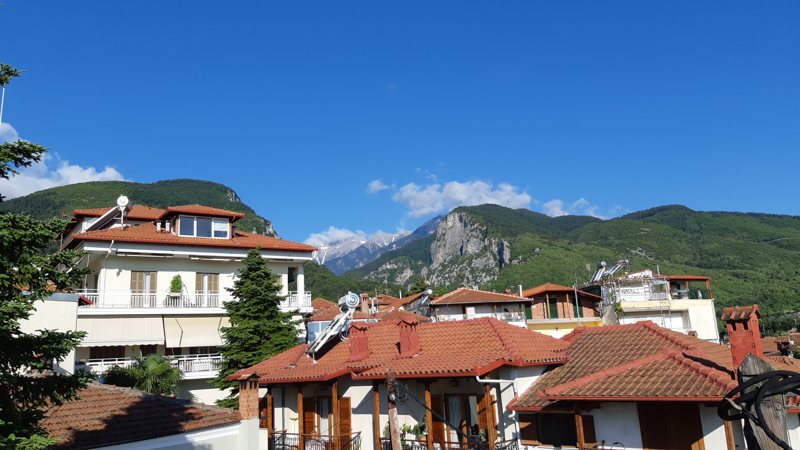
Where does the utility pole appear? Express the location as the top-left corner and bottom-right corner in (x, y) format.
(386, 369), (402, 450)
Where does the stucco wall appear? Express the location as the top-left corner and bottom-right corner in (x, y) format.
(699, 404), (728, 450)
(20, 298), (78, 373)
(586, 403), (643, 450)
(788, 413), (800, 449)
(97, 423), (242, 449)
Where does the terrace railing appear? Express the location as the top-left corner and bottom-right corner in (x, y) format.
(270, 431), (362, 450)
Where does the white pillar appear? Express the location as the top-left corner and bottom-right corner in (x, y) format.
(280, 272), (289, 295)
(296, 265), (305, 296)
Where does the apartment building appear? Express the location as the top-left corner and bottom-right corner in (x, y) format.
(56, 197), (315, 404)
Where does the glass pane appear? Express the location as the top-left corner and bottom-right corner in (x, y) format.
(196, 217), (212, 237)
(179, 216), (195, 236)
(212, 219), (229, 238)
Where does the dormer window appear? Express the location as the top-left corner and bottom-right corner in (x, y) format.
(178, 215), (230, 239)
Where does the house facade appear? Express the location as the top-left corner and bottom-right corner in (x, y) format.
(56, 198), (315, 404)
(233, 317), (568, 450)
(586, 269), (719, 342)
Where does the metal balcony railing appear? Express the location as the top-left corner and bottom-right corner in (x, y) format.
(170, 353), (223, 373)
(379, 437), (517, 450)
(270, 431), (361, 450)
(76, 289), (230, 309)
(283, 291), (313, 310)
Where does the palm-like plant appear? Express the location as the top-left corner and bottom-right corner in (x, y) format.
(103, 355), (183, 396)
(0, 64), (25, 125)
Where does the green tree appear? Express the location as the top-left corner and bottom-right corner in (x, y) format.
(0, 63), (24, 125)
(408, 276), (429, 295)
(212, 249), (299, 408)
(0, 145), (92, 449)
(102, 355), (183, 396)
(0, 141), (46, 201)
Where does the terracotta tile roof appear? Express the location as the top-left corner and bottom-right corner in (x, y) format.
(69, 222), (315, 252)
(721, 305), (761, 321)
(164, 204), (245, 220)
(511, 321), (741, 410)
(431, 288), (524, 305)
(664, 274), (712, 281)
(388, 291), (435, 309)
(371, 308), (430, 323)
(521, 283), (602, 299)
(235, 318), (568, 384)
(73, 205), (166, 220)
(41, 382), (240, 449)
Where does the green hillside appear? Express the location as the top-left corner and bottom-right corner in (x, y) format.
(347, 204), (800, 334)
(0, 179), (276, 236)
(301, 262), (403, 301)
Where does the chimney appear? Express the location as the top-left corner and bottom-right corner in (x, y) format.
(165, 221), (172, 233)
(721, 304), (764, 369)
(399, 319), (420, 357)
(156, 221), (162, 232)
(349, 324), (369, 361)
(237, 374), (260, 421)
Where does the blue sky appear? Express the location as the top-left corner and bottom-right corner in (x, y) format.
(2, 1), (799, 243)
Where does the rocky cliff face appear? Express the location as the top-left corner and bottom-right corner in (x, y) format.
(423, 211), (510, 287)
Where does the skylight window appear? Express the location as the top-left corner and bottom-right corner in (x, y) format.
(178, 215), (229, 239)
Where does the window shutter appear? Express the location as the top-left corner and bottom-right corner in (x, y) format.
(518, 414), (539, 445)
(303, 397), (317, 436)
(131, 271), (143, 291)
(260, 395), (271, 429)
(477, 393), (488, 431)
(209, 273), (219, 292)
(196, 273), (203, 292)
(149, 272), (157, 292)
(338, 397), (352, 450)
(581, 415), (596, 445)
(430, 395), (446, 447)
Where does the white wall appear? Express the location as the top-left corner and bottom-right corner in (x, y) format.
(699, 404), (728, 450)
(586, 403), (643, 450)
(788, 414), (800, 449)
(19, 297), (79, 373)
(179, 379), (230, 405)
(97, 423), (243, 450)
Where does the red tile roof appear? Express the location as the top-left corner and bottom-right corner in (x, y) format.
(721, 305), (761, 321)
(235, 318), (568, 384)
(665, 274), (712, 281)
(165, 204), (245, 220)
(511, 321), (743, 410)
(431, 288), (524, 305)
(69, 222), (315, 252)
(521, 283), (602, 299)
(73, 205), (166, 220)
(41, 382), (240, 449)
(388, 291), (434, 309)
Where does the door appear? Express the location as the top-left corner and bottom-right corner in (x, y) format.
(195, 273), (219, 307)
(130, 271), (157, 307)
(638, 402), (705, 450)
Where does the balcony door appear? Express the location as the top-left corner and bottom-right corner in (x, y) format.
(130, 271), (157, 307)
(195, 273), (219, 307)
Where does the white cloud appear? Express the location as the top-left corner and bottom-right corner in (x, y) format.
(305, 226), (368, 246)
(392, 180), (532, 218)
(0, 122), (20, 143)
(542, 197), (607, 219)
(0, 153), (126, 199)
(366, 179), (390, 194)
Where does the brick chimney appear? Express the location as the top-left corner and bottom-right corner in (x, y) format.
(721, 304), (764, 369)
(238, 374), (260, 420)
(399, 319), (420, 357)
(349, 323), (369, 361)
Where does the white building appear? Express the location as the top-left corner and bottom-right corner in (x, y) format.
(55, 198), (315, 404)
(592, 269), (719, 342)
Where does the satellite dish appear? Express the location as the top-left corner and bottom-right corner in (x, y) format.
(116, 195), (129, 208)
(339, 292), (361, 310)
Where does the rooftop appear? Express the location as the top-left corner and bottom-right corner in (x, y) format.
(521, 282), (602, 299)
(431, 287), (525, 305)
(41, 382), (240, 449)
(235, 318), (568, 384)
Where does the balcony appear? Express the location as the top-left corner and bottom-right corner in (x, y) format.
(434, 311), (527, 326)
(75, 289), (313, 313)
(283, 290), (313, 312)
(379, 437), (517, 450)
(81, 353), (223, 379)
(270, 432), (361, 450)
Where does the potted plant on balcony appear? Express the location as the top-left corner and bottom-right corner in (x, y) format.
(169, 275), (183, 298)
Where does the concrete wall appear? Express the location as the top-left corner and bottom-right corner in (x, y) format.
(584, 403), (643, 450)
(19, 297), (79, 374)
(788, 413), (800, 449)
(699, 404), (729, 450)
(97, 423), (244, 449)
(178, 379), (230, 405)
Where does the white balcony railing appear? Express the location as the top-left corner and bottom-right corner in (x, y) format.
(170, 353), (223, 374)
(81, 354), (223, 376)
(76, 289), (231, 309)
(84, 357), (134, 374)
(283, 291), (312, 310)
(434, 311), (527, 323)
(75, 289), (313, 311)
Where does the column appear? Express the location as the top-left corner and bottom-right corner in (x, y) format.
(297, 264), (306, 303)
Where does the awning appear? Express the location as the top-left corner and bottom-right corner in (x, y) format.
(77, 317), (165, 347)
(164, 316), (228, 348)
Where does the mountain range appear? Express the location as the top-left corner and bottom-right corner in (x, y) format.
(4, 179), (800, 334)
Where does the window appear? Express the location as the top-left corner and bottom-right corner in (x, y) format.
(549, 298), (559, 319)
(140, 345), (158, 356)
(178, 215), (229, 239)
(189, 346), (218, 355)
(519, 413), (586, 447)
(90, 346), (126, 360)
(195, 273), (219, 293)
(130, 271), (157, 307)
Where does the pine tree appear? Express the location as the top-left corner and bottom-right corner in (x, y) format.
(212, 249), (298, 408)
(408, 276), (429, 295)
(0, 143), (92, 448)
